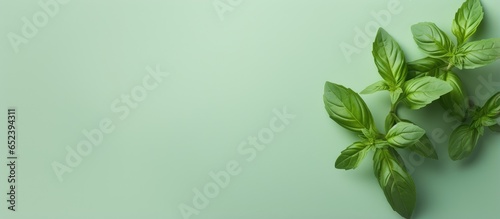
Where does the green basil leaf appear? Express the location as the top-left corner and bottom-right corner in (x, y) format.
(372, 28), (408, 87)
(386, 122), (425, 148)
(452, 0), (484, 46)
(324, 82), (376, 133)
(436, 70), (468, 121)
(474, 92), (500, 127)
(411, 22), (454, 58)
(335, 141), (370, 170)
(407, 57), (447, 73)
(453, 38), (500, 69)
(448, 124), (482, 160)
(403, 76), (453, 109)
(373, 148), (416, 219)
(360, 80), (389, 94)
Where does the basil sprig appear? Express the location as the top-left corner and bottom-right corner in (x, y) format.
(409, 0), (500, 160)
(325, 82), (423, 218)
(324, 0), (500, 218)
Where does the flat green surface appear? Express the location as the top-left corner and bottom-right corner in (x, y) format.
(1, 0), (499, 218)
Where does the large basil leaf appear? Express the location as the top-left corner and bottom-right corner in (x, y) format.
(373, 148), (416, 219)
(335, 141), (370, 170)
(324, 82), (376, 133)
(372, 28), (408, 88)
(452, 0), (484, 46)
(411, 22), (454, 58)
(452, 38), (500, 69)
(402, 76), (453, 109)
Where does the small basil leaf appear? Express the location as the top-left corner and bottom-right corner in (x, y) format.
(372, 28), (408, 87)
(472, 92), (500, 127)
(436, 70), (468, 121)
(360, 80), (389, 94)
(479, 92), (500, 119)
(474, 117), (497, 128)
(324, 82), (376, 133)
(453, 38), (500, 69)
(362, 128), (378, 141)
(390, 88), (403, 105)
(374, 139), (391, 149)
(477, 125), (485, 136)
(407, 57), (447, 73)
(335, 142), (370, 170)
(411, 22), (454, 58)
(397, 119), (438, 159)
(452, 0), (484, 46)
(373, 148), (416, 219)
(385, 113), (397, 133)
(403, 76), (453, 110)
(408, 69), (440, 80)
(448, 124), (482, 160)
(386, 122), (425, 148)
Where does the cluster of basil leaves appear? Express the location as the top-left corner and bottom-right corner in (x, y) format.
(323, 0), (500, 218)
(409, 0), (500, 160)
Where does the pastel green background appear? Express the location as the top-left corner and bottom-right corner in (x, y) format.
(1, 0), (499, 218)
